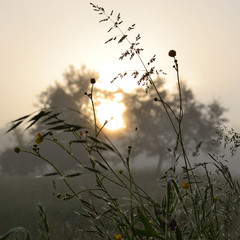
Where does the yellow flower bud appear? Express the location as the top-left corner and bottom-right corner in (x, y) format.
(36, 133), (43, 144)
(114, 234), (121, 240)
(182, 181), (190, 189)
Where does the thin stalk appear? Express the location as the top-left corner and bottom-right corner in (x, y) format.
(90, 83), (98, 138)
(87, 85), (138, 235)
(173, 58), (204, 233)
(21, 150), (82, 203)
(100, 8), (178, 135)
(203, 163), (219, 232)
(126, 147), (133, 224)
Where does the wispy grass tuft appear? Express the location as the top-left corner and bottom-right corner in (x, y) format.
(37, 203), (51, 240)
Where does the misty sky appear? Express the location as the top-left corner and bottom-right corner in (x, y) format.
(1, 0), (240, 133)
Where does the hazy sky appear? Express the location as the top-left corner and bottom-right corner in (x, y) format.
(1, 0), (240, 134)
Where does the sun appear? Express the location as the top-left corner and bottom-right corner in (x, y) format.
(96, 93), (126, 131)
(96, 67), (139, 93)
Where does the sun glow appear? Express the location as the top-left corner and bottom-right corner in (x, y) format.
(97, 93), (126, 131)
(97, 68), (139, 93)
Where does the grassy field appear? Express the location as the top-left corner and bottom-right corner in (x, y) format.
(0, 176), (83, 239)
(0, 169), (162, 239)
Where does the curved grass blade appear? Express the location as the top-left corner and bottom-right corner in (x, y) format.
(48, 124), (82, 132)
(65, 172), (82, 178)
(88, 136), (101, 143)
(42, 172), (59, 177)
(6, 121), (23, 133)
(84, 166), (101, 174)
(0, 227), (31, 240)
(42, 113), (61, 123)
(11, 114), (31, 123)
(134, 208), (164, 239)
(102, 142), (115, 152)
(69, 140), (88, 144)
(26, 111), (52, 130)
(95, 160), (108, 170)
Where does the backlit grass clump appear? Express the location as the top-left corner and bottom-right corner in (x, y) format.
(1, 3), (240, 240)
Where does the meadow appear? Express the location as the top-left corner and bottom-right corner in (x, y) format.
(1, 3), (240, 240)
(0, 170), (163, 239)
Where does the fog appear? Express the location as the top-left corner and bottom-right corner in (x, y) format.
(1, 0), (240, 238)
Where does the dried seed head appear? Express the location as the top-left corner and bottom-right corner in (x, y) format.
(168, 50), (176, 57)
(90, 78), (96, 84)
(56, 193), (61, 198)
(14, 147), (21, 153)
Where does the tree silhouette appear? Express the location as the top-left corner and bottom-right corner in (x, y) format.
(0, 128), (43, 176)
(0, 65), (99, 176)
(36, 65), (98, 124)
(116, 77), (227, 172)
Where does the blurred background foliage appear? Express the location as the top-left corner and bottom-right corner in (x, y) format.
(0, 65), (227, 176)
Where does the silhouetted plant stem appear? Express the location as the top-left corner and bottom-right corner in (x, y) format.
(20, 150), (82, 203)
(95, 5), (179, 136)
(172, 56), (205, 230)
(90, 83), (97, 138)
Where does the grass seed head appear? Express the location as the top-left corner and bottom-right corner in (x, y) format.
(14, 147), (21, 153)
(90, 78), (96, 84)
(168, 49), (176, 57)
